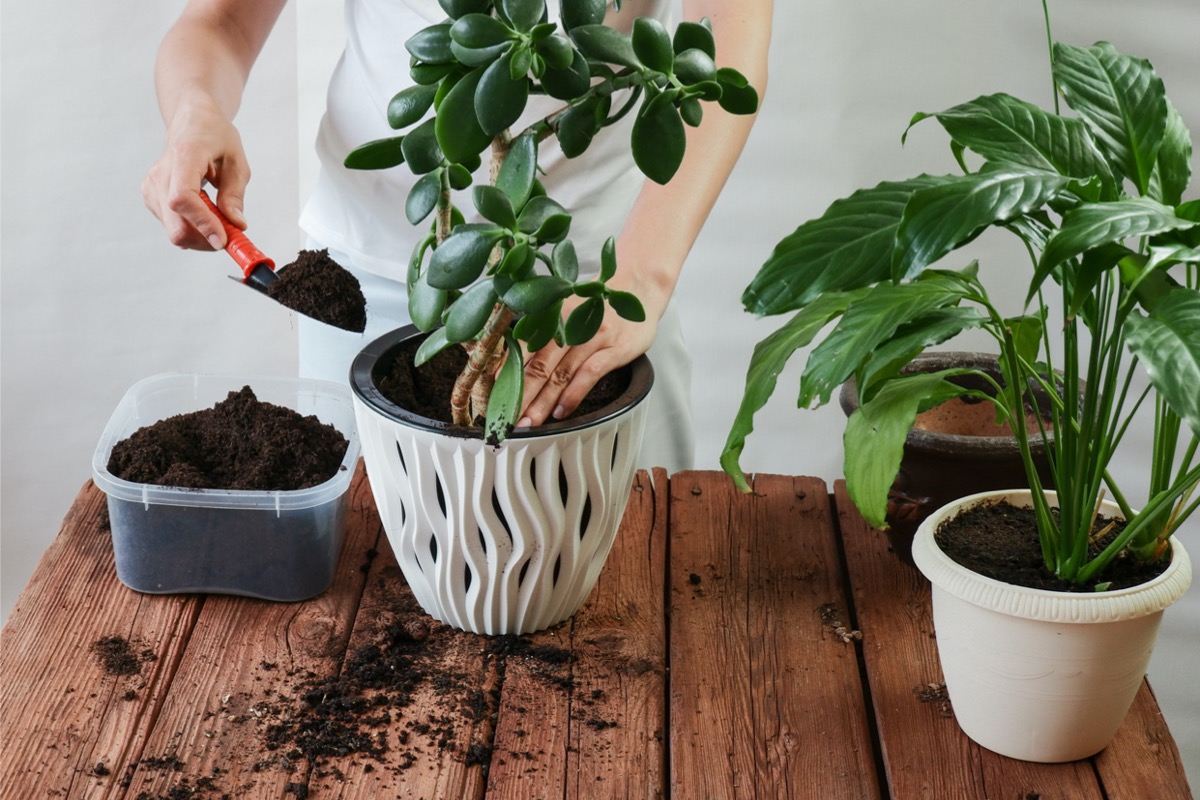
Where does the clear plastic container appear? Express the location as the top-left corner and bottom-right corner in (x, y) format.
(92, 373), (361, 601)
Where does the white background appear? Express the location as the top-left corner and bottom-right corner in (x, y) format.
(3, 0), (1197, 781)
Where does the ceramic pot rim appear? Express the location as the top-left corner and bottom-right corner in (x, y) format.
(911, 488), (1193, 623)
(350, 324), (654, 439)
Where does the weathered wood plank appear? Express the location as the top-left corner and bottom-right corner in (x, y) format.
(117, 461), (382, 799)
(669, 472), (880, 800)
(1094, 680), (1194, 798)
(0, 482), (202, 800)
(833, 480), (1114, 800)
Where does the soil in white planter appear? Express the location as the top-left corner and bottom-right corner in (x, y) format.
(935, 500), (1170, 591)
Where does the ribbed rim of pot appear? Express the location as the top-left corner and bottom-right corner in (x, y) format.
(350, 324), (654, 439)
(839, 351), (1056, 456)
(911, 489), (1193, 623)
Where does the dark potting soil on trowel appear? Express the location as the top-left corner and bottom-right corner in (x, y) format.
(107, 386), (348, 491)
(935, 501), (1170, 592)
(267, 248), (367, 333)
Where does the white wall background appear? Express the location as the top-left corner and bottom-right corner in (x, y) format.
(3, 0), (1197, 782)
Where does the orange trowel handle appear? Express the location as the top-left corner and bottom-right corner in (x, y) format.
(198, 190), (275, 278)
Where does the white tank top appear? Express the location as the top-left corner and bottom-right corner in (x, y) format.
(300, 0), (676, 279)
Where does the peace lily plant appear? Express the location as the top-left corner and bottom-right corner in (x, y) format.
(344, 0), (757, 442)
(723, 23), (1200, 588)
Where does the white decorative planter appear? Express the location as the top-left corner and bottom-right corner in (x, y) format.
(351, 326), (652, 635)
(912, 489), (1192, 763)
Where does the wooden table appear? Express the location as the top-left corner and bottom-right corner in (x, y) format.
(2, 467), (1192, 799)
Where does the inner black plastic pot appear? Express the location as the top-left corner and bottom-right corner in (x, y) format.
(350, 324), (654, 439)
(839, 351), (1059, 564)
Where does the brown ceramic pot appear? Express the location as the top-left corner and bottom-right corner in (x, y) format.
(839, 351), (1058, 564)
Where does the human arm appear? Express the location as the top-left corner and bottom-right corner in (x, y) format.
(517, 0), (774, 427)
(141, 0), (288, 250)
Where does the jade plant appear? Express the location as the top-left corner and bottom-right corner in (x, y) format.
(722, 25), (1199, 586)
(344, 0), (757, 442)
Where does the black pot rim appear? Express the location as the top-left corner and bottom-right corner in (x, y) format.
(350, 324), (654, 439)
(839, 351), (1055, 456)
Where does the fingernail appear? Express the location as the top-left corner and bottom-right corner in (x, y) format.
(516, 416), (533, 428)
(208, 234), (224, 250)
(552, 405), (566, 420)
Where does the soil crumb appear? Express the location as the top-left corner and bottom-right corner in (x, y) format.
(268, 248), (367, 333)
(107, 386), (348, 491)
(935, 500), (1170, 591)
(92, 635), (147, 677)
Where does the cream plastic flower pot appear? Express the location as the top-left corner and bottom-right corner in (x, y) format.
(350, 326), (652, 635)
(911, 489), (1192, 763)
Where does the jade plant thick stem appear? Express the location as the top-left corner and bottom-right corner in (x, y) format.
(722, 29), (1199, 587)
(346, 0), (757, 442)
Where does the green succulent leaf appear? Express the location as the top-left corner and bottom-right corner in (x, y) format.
(1126, 288), (1200, 437)
(414, 325), (453, 366)
(514, 303), (563, 352)
(539, 48), (592, 100)
(476, 51), (530, 136)
(473, 184), (518, 229)
(409, 271), (448, 331)
(599, 236), (617, 281)
(632, 17), (673, 73)
(632, 93), (685, 185)
(400, 118), (444, 174)
(679, 97), (703, 127)
(412, 62), (456, 85)
(497, 240), (535, 277)
(444, 280), (500, 343)
(673, 20), (716, 59)
(517, 195), (569, 235)
(560, 0), (606, 30)
(439, 0), (491, 20)
(674, 48), (717, 86)
(570, 24), (639, 68)
(406, 24), (455, 64)
(720, 290), (868, 492)
(845, 370), (973, 527)
(908, 93), (1113, 188)
(447, 162), (474, 190)
(607, 290), (645, 322)
(406, 169), (443, 224)
(716, 68), (758, 115)
(427, 224), (506, 289)
(894, 167), (1073, 281)
(502, 274), (574, 313)
(798, 276), (974, 408)
(1053, 41), (1167, 196)
(551, 239), (579, 281)
(536, 34), (574, 70)
(564, 295), (605, 345)
(344, 136), (406, 170)
(450, 13), (515, 48)
(451, 40), (513, 68)
(498, 0), (543, 32)
(388, 84), (438, 130)
(484, 335), (524, 443)
(556, 98), (604, 157)
(743, 176), (952, 315)
(496, 133), (538, 210)
(1035, 198), (1197, 299)
(435, 68), (491, 165)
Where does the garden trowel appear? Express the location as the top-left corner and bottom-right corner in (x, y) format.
(198, 190), (278, 293)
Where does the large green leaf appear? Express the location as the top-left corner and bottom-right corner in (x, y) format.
(720, 291), (866, 492)
(427, 224), (506, 289)
(473, 184), (517, 229)
(674, 48), (717, 86)
(406, 170), (443, 224)
(631, 17), (673, 73)
(673, 20), (715, 59)
(560, 0), (606, 30)
(909, 93), (1112, 187)
(517, 195), (569, 235)
(607, 290), (645, 322)
(498, 0), (543, 32)
(406, 24), (455, 63)
(444, 280), (499, 343)
(414, 326), (453, 366)
(1126, 288), (1200, 436)
(844, 370), (972, 527)
(564, 295), (605, 344)
(344, 136), (406, 170)
(716, 68), (758, 115)
(1147, 100), (1193, 205)
(496, 133), (537, 210)
(450, 13), (515, 48)
(1035, 198), (1197, 298)
(408, 271), (448, 331)
(856, 306), (986, 400)
(632, 93), (685, 185)
(798, 277), (972, 408)
(539, 48), (591, 100)
(485, 335), (524, 443)
(555, 97), (604, 157)
(1053, 41), (1167, 195)
(570, 24), (638, 68)
(502, 274), (573, 313)
(400, 118), (444, 174)
(439, 0), (491, 20)
(476, 51), (530, 135)
(742, 176), (950, 316)
(894, 167), (1072, 280)
(435, 68), (492, 165)
(387, 84), (438, 130)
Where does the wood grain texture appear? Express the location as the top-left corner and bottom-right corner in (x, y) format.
(668, 472), (880, 800)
